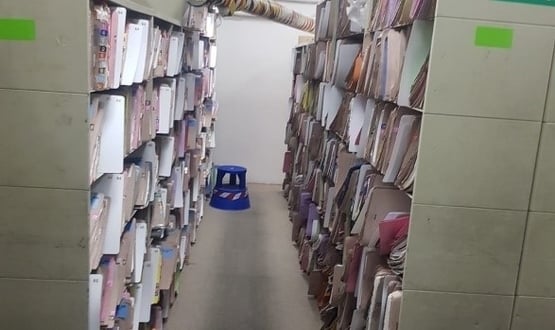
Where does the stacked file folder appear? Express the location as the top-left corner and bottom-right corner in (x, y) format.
(87, 2), (219, 330)
(281, 1), (438, 329)
(91, 5), (198, 92)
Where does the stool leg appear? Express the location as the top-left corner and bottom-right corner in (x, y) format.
(239, 172), (246, 189)
(230, 174), (237, 186)
(216, 170), (225, 187)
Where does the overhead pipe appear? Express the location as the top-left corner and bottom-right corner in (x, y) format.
(213, 0), (315, 32)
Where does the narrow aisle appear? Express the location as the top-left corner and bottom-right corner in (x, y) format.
(165, 184), (321, 330)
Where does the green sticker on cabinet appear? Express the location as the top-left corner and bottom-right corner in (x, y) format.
(0, 19), (35, 41)
(496, 0), (555, 6)
(475, 26), (513, 49)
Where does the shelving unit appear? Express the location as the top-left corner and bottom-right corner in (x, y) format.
(283, 0), (555, 329)
(0, 0), (218, 329)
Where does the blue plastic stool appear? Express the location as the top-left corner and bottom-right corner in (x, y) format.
(210, 165), (250, 211)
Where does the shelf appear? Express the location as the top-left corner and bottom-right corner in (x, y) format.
(109, 0), (183, 26)
(110, 0), (153, 17)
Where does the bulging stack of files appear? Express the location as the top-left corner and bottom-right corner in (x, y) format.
(409, 55), (429, 109)
(91, 5), (190, 92)
(369, 0), (436, 32)
(90, 193), (109, 271)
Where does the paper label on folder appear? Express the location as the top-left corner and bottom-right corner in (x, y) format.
(495, 0), (555, 6)
(0, 19), (35, 40)
(475, 26), (513, 49)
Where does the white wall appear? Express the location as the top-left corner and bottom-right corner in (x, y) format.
(214, 2), (316, 184)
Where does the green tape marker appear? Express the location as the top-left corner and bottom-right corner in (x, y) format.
(496, 0), (555, 7)
(475, 26), (513, 49)
(0, 19), (36, 41)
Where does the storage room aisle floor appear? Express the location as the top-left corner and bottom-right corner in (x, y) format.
(165, 184), (321, 330)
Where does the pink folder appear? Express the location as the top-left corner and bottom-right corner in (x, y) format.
(378, 214), (410, 255)
(360, 187), (411, 247)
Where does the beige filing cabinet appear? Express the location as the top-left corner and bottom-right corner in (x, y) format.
(401, 1), (555, 329)
(0, 0), (187, 328)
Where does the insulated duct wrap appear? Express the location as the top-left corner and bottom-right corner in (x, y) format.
(214, 0), (316, 32)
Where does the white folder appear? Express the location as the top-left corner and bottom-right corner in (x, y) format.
(166, 35), (180, 76)
(193, 38), (205, 70)
(349, 95), (367, 152)
(140, 141), (159, 202)
(157, 84), (172, 134)
(92, 174), (125, 254)
(319, 2), (331, 38)
(332, 41), (361, 89)
(323, 84), (343, 129)
(88, 274), (103, 330)
(167, 78), (177, 128)
(357, 99), (377, 158)
(192, 174), (200, 202)
(179, 234), (188, 270)
(175, 77), (186, 121)
(133, 19), (150, 83)
(121, 23), (144, 86)
(183, 189), (191, 227)
(139, 260), (155, 322)
(184, 73), (196, 111)
(132, 284), (143, 330)
(205, 13), (216, 38)
(96, 94), (125, 175)
(209, 43), (217, 68)
(109, 7), (126, 89)
(316, 83), (326, 121)
(294, 74), (305, 104)
(133, 222), (148, 283)
(143, 26), (157, 80)
(173, 165), (184, 208)
(175, 31), (185, 74)
(158, 136), (175, 177)
(150, 27), (162, 72)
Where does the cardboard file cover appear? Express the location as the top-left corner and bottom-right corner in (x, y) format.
(360, 187), (411, 247)
(121, 23), (144, 86)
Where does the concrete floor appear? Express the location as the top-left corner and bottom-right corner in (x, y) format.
(165, 184), (322, 330)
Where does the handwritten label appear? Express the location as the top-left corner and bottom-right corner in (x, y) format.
(0, 19), (35, 40)
(475, 26), (514, 49)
